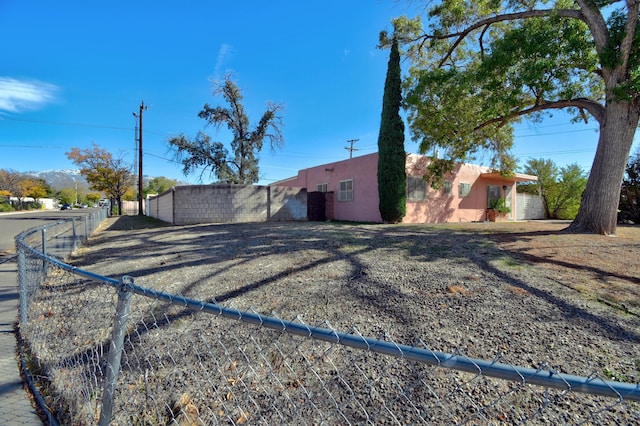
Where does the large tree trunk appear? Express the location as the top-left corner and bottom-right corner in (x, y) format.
(567, 100), (639, 235)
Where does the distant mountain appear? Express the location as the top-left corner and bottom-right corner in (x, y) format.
(25, 170), (89, 192)
(24, 170), (187, 192)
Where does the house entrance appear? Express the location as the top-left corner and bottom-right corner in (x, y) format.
(307, 191), (326, 221)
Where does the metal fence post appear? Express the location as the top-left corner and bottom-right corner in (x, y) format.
(17, 244), (28, 326)
(99, 276), (133, 426)
(41, 228), (47, 277)
(72, 217), (77, 253)
(84, 216), (89, 241)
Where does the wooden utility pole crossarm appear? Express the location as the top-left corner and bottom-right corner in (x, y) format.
(345, 138), (359, 159)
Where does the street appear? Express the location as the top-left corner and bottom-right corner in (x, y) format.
(0, 208), (103, 425)
(0, 209), (102, 253)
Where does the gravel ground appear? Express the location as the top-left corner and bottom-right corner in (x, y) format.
(24, 218), (640, 424)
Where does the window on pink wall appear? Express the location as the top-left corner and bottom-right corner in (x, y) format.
(443, 180), (452, 195)
(487, 185), (502, 204)
(317, 183), (328, 192)
(338, 179), (353, 201)
(459, 182), (471, 197)
(407, 176), (427, 201)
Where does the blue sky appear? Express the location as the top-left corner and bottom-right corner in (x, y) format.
(1, 1), (635, 186)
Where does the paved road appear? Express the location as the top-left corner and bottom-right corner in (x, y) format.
(0, 209), (101, 425)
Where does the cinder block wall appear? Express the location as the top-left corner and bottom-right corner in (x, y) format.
(157, 190), (174, 223)
(148, 184), (308, 225)
(516, 193), (545, 220)
(148, 190), (174, 223)
(148, 196), (157, 218)
(269, 186), (307, 221)
(171, 185), (267, 225)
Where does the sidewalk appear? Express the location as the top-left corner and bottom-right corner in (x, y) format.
(0, 254), (43, 425)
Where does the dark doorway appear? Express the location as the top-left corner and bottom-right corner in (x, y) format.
(307, 191), (326, 221)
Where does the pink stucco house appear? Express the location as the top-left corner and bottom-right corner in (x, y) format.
(272, 152), (537, 223)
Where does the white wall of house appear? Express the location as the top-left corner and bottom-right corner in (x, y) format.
(8, 197), (56, 209)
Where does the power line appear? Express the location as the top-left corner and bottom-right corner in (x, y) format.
(145, 151), (181, 164)
(0, 115), (132, 131)
(515, 127), (599, 138)
(512, 148), (594, 157)
(0, 144), (67, 149)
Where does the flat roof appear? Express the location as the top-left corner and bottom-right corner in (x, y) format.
(480, 172), (538, 182)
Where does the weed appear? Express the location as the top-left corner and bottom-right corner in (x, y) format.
(602, 368), (633, 383)
(446, 285), (468, 296)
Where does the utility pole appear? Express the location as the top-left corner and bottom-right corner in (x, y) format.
(133, 101), (148, 216)
(345, 138), (359, 159)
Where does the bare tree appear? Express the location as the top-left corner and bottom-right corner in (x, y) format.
(169, 76), (284, 184)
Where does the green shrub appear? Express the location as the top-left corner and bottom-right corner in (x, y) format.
(0, 202), (13, 212)
(489, 198), (511, 214)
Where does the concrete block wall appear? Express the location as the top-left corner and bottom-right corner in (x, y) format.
(156, 190), (174, 224)
(171, 185), (266, 225)
(148, 184), (308, 225)
(148, 197), (157, 219)
(269, 186), (307, 221)
(148, 191), (173, 223)
(516, 193), (545, 220)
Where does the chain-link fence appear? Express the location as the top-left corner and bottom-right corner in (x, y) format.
(15, 217), (640, 425)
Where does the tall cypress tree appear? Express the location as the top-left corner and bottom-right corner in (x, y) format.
(377, 36), (406, 223)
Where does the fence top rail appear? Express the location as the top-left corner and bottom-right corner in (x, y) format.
(16, 217), (640, 403)
(15, 212), (120, 288)
(121, 279), (640, 402)
(15, 219), (70, 240)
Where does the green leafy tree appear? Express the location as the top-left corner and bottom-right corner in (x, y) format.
(522, 158), (587, 219)
(169, 76), (284, 184)
(0, 171), (53, 210)
(389, 1), (640, 235)
(145, 176), (178, 196)
(19, 178), (49, 209)
(86, 192), (102, 206)
(21, 178), (50, 201)
(123, 187), (136, 201)
(66, 143), (134, 215)
(56, 188), (76, 205)
(519, 159), (558, 217)
(619, 149), (640, 223)
(378, 35), (407, 223)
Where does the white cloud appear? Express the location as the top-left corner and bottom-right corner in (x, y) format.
(213, 43), (233, 79)
(0, 77), (58, 113)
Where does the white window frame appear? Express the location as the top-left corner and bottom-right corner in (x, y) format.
(316, 183), (328, 192)
(443, 180), (452, 195)
(487, 185), (502, 205)
(459, 182), (471, 197)
(407, 176), (427, 201)
(338, 179), (353, 201)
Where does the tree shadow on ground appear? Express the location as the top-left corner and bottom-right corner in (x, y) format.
(104, 216), (172, 231)
(29, 219), (640, 417)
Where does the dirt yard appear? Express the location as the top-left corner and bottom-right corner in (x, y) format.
(90, 216), (640, 318)
(457, 220), (640, 315)
(38, 217), (640, 424)
(76, 217), (640, 370)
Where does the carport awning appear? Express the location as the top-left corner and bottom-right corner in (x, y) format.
(480, 172), (538, 183)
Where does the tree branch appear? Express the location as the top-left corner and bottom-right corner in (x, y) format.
(475, 98), (605, 132)
(436, 9), (586, 67)
(619, 0), (640, 71)
(575, 0), (610, 56)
